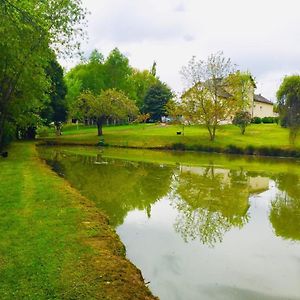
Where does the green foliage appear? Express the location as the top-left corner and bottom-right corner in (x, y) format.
(277, 75), (300, 144)
(36, 126), (51, 137)
(165, 99), (182, 124)
(251, 117), (262, 124)
(181, 52), (241, 141)
(0, 0), (86, 148)
(41, 59), (68, 135)
(143, 82), (173, 121)
(103, 48), (133, 92)
(226, 71), (255, 110)
(77, 89), (138, 135)
(128, 69), (158, 109)
(232, 111), (252, 134)
(261, 117), (275, 124)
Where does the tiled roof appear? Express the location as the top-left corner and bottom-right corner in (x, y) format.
(254, 94), (273, 105)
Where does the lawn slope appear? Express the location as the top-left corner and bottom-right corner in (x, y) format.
(43, 123), (300, 158)
(0, 142), (156, 300)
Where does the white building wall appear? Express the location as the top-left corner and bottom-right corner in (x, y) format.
(252, 102), (275, 118)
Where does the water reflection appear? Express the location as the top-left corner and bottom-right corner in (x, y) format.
(270, 173), (300, 241)
(44, 151), (173, 226)
(169, 167), (261, 246)
(42, 148), (272, 245)
(41, 148), (300, 244)
(39, 147), (300, 300)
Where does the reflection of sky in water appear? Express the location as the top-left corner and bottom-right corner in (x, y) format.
(118, 184), (300, 300)
(41, 148), (300, 300)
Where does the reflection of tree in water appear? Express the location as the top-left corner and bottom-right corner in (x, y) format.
(42, 150), (173, 227)
(170, 166), (250, 247)
(270, 173), (300, 241)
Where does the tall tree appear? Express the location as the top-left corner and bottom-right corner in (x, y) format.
(180, 52), (240, 141)
(143, 82), (173, 121)
(128, 69), (158, 109)
(103, 48), (132, 93)
(0, 0), (86, 148)
(276, 75), (300, 144)
(41, 59), (68, 135)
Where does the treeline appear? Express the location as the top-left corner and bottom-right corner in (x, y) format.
(0, 0), (173, 149)
(65, 48), (173, 129)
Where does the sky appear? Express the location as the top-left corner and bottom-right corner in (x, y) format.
(63, 0), (300, 102)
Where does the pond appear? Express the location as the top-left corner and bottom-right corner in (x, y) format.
(39, 146), (300, 300)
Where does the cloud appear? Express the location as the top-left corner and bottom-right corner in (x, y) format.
(84, 0), (189, 44)
(68, 0), (300, 99)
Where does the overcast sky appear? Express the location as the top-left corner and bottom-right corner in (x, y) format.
(64, 0), (300, 101)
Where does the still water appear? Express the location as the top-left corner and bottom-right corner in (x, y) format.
(40, 147), (300, 300)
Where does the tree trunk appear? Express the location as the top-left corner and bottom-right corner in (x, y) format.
(0, 113), (5, 151)
(207, 125), (214, 141)
(97, 119), (103, 136)
(55, 122), (62, 136)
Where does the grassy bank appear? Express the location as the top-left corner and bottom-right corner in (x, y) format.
(42, 123), (300, 158)
(0, 142), (156, 299)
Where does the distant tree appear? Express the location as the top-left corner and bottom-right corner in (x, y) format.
(134, 113), (150, 123)
(78, 89), (138, 136)
(232, 111), (252, 135)
(41, 59), (68, 135)
(180, 52), (240, 141)
(128, 69), (158, 109)
(277, 75), (300, 144)
(64, 76), (82, 118)
(143, 82), (173, 121)
(103, 48), (132, 92)
(151, 61), (157, 77)
(227, 71), (256, 111)
(165, 99), (182, 123)
(66, 50), (106, 96)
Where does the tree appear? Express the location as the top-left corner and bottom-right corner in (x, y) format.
(180, 52), (240, 141)
(127, 69), (158, 109)
(276, 75), (300, 144)
(41, 59), (68, 135)
(165, 98), (182, 123)
(103, 48), (132, 93)
(232, 111), (252, 135)
(227, 71), (256, 111)
(143, 82), (173, 121)
(77, 89), (138, 136)
(0, 0), (86, 149)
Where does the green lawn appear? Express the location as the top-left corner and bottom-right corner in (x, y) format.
(0, 142), (155, 300)
(43, 123), (300, 157)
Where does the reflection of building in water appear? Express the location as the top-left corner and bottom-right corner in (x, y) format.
(249, 176), (269, 194)
(180, 166), (269, 195)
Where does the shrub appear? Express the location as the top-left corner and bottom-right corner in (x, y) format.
(262, 117), (274, 124)
(251, 117), (262, 124)
(36, 126), (51, 137)
(232, 111), (252, 134)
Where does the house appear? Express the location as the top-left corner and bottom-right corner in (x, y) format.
(181, 76), (276, 121)
(251, 94), (275, 118)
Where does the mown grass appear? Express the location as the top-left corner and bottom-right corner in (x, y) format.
(0, 142), (156, 300)
(42, 123), (300, 157)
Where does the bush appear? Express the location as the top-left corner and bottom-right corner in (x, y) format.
(232, 111), (252, 134)
(262, 117), (274, 124)
(36, 126), (51, 137)
(251, 117), (262, 124)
